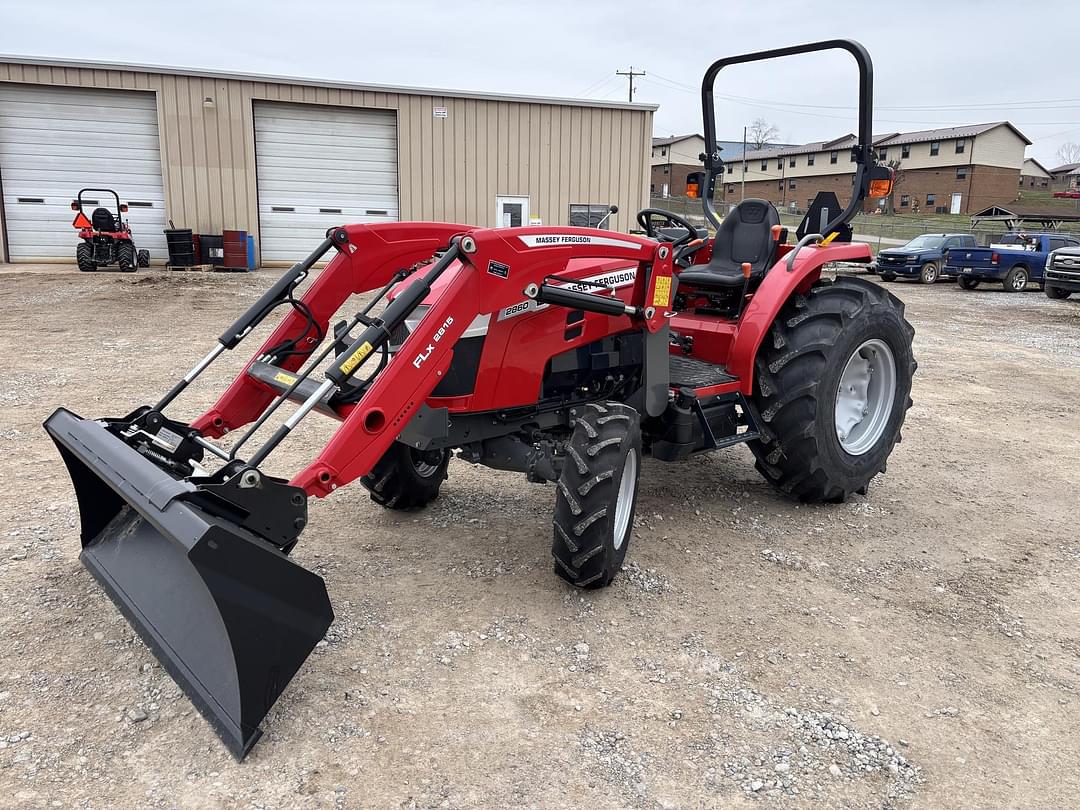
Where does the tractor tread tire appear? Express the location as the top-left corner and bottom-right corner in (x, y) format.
(360, 442), (449, 510)
(748, 276), (916, 504)
(117, 241), (137, 272)
(137, 249), (151, 268)
(76, 242), (96, 272)
(552, 401), (641, 590)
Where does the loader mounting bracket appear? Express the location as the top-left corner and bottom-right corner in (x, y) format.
(187, 467), (308, 552)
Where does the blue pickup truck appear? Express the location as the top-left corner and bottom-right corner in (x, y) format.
(874, 234), (977, 283)
(946, 232), (1080, 292)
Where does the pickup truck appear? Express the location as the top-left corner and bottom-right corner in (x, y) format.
(1044, 246), (1080, 299)
(946, 232), (1080, 292)
(873, 234), (976, 283)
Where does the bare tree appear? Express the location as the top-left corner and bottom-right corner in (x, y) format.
(748, 118), (779, 150)
(1056, 142), (1080, 165)
(884, 158), (905, 215)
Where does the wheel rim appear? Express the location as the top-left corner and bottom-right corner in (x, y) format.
(1013, 271), (1027, 290)
(834, 338), (897, 456)
(410, 448), (444, 478)
(924, 265), (937, 283)
(612, 449), (637, 550)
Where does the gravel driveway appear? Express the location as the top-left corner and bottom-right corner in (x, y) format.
(0, 266), (1077, 809)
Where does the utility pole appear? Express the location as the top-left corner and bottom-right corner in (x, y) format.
(741, 125), (747, 202)
(615, 67), (646, 103)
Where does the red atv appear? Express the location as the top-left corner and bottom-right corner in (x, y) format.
(45, 40), (914, 758)
(71, 188), (150, 271)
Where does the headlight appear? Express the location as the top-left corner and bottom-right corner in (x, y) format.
(1046, 254), (1053, 271)
(907, 255), (920, 264)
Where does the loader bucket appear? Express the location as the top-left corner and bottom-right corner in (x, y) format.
(43, 408), (333, 759)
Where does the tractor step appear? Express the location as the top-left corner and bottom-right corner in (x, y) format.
(668, 355), (737, 390)
(246, 361), (337, 417)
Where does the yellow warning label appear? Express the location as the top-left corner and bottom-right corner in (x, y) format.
(274, 371), (297, 385)
(652, 275), (672, 308)
(339, 341), (373, 375)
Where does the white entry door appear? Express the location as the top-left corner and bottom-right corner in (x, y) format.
(950, 193), (963, 215)
(495, 195), (529, 228)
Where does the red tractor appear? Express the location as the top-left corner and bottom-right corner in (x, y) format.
(71, 188), (151, 271)
(45, 40), (914, 757)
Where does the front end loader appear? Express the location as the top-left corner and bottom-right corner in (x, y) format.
(45, 39), (914, 758)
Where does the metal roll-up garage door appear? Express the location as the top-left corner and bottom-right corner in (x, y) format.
(0, 83), (167, 262)
(254, 102), (398, 263)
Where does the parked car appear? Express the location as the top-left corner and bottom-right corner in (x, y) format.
(874, 234), (977, 283)
(946, 232), (1080, 292)
(1044, 246), (1080, 299)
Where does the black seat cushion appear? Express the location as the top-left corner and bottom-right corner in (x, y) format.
(91, 207), (117, 232)
(679, 199), (780, 290)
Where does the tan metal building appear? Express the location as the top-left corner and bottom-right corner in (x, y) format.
(0, 56), (655, 264)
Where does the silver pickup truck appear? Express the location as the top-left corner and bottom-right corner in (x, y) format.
(1044, 246), (1080, 299)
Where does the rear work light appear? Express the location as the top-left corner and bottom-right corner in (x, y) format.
(867, 166), (894, 199)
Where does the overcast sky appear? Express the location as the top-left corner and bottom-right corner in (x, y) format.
(2, 0), (1078, 166)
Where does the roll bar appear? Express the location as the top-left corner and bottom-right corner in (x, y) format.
(699, 39), (881, 235)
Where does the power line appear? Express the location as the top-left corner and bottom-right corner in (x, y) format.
(615, 66), (646, 103)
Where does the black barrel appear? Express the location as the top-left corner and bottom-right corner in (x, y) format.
(164, 228), (196, 267)
(199, 234), (225, 267)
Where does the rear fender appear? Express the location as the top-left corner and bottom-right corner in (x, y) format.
(727, 242), (872, 394)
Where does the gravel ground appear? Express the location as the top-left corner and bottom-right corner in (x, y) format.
(0, 265), (1077, 809)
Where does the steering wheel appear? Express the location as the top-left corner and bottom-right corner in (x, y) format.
(635, 208), (699, 249)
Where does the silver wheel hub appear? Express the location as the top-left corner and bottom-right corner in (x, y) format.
(612, 450), (637, 550)
(834, 338), (897, 456)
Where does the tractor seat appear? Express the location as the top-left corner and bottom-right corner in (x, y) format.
(678, 199), (780, 290)
(91, 207), (118, 232)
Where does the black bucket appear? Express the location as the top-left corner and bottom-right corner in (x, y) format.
(165, 228), (196, 267)
(44, 408), (333, 758)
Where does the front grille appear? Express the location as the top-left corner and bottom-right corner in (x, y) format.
(878, 255), (905, 266)
(1047, 269), (1080, 282)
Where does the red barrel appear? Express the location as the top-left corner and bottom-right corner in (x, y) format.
(222, 230), (249, 270)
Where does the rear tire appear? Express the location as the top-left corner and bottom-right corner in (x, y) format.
(360, 442), (449, 509)
(552, 402), (641, 589)
(76, 242), (96, 272)
(1045, 285), (1071, 300)
(1002, 265), (1028, 292)
(919, 262), (939, 284)
(748, 277), (916, 503)
(117, 241), (137, 272)
(957, 276), (979, 290)
(879, 271), (896, 282)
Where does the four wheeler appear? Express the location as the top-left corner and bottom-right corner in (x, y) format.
(44, 39), (915, 759)
(70, 188), (151, 271)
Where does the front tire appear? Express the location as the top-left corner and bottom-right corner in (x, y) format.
(957, 276), (979, 290)
(919, 262), (939, 284)
(360, 442), (449, 509)
(552, 402), (641, 589)
(1002, 265), (1028, 292)
(76, 242), (96, 272)
(136, 249), (151, 267)
(1045, 285), (1071, 300)
(117, 241), (137, 272)
(749, 277), (916, 503)
(879, 271), (896, 282)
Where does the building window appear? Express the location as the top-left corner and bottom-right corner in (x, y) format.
(807, 154), (815, 166)
(777, 158), (783, 170)
(956, 166), (967, 180)
(850, 150), (857, 162)
(789, 157), (796, 168)
(788, 179), (796, 190)
(650, 183), (655, 193)
(761, 159), (767, 171)
(955, 140), (965, 154)
(778, 180), (784, 190)
(878, 148), (887, 161)
(727, 184), (735, 193)
(901, 144), (910, 159)
(926, 193), (936, 205)
(663, 166), (669, 174)
(930, 141), (940, 156)
(830, 151), (838, 164)
(569, 204), (613, 229)
(661, 147), (667, 157)
(726, 165), (733, 174)
(900, 195), (910, 207)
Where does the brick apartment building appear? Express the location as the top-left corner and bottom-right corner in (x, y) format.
(650, 134), (772, 197)
(1050, 162), (1080, 191)
(1020, 158), (1052, 190)
(710, 122), (1030, 215)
